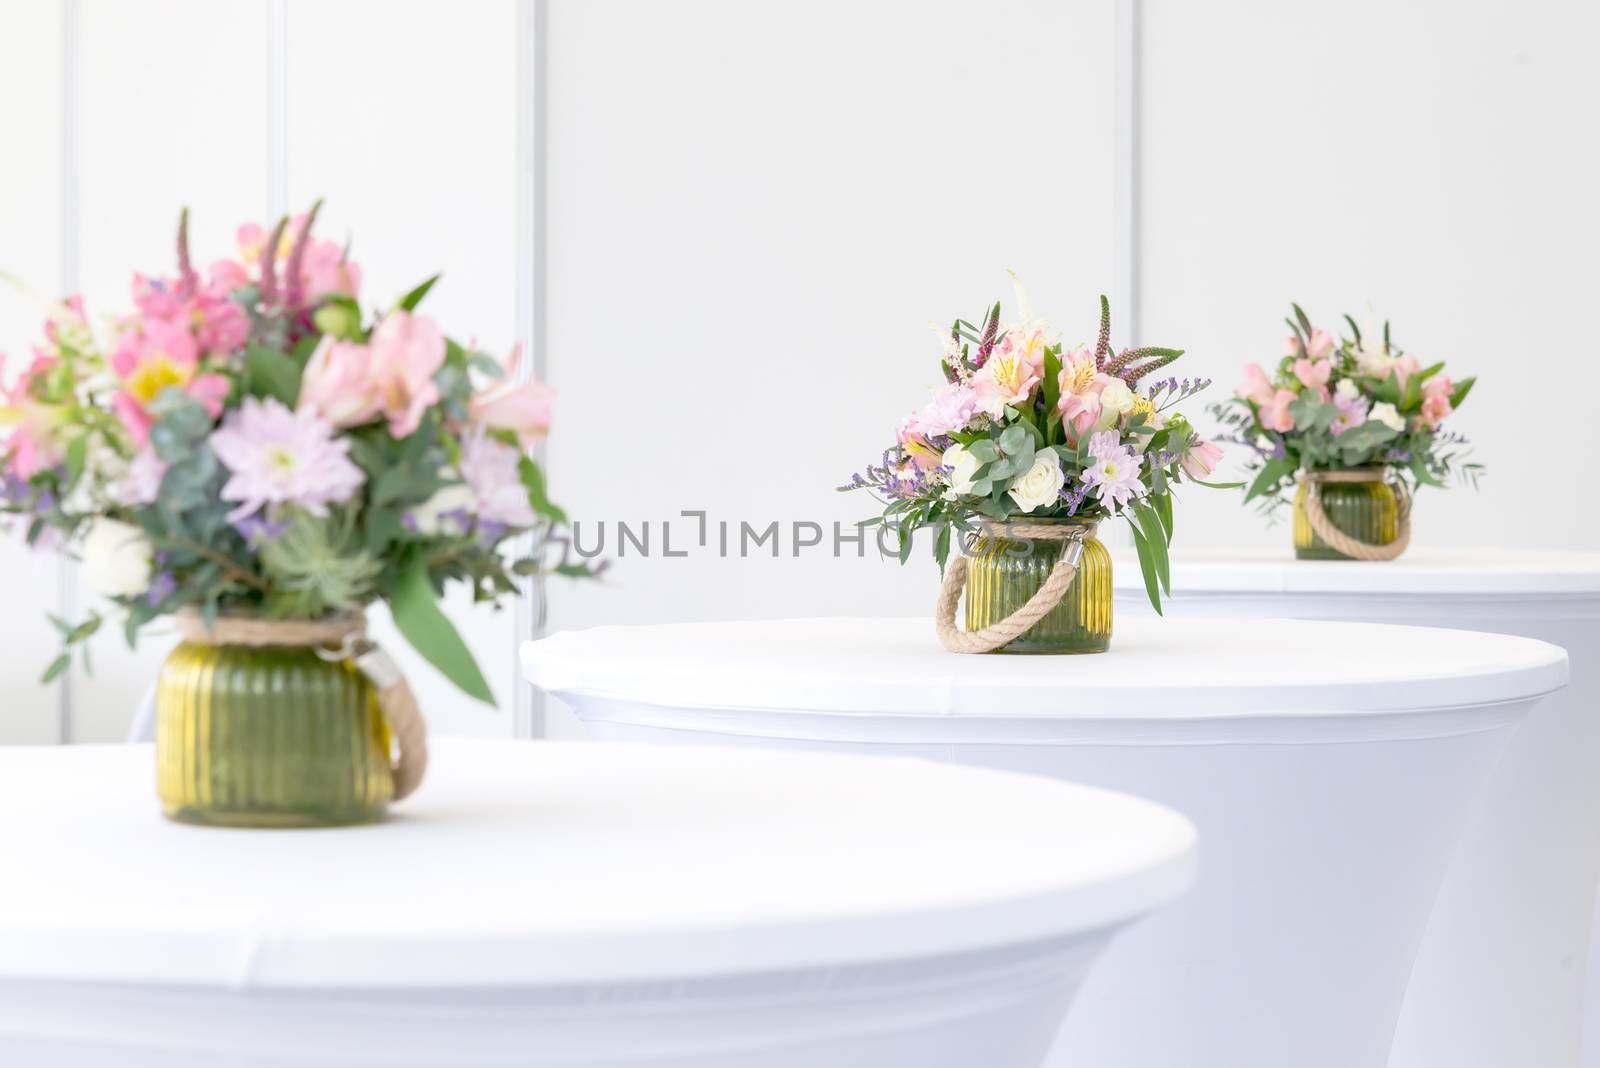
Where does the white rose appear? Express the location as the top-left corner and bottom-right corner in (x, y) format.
(1335, 378), (1361, 402)
(1368, 401), (1405, 432)
(1095, 378), (1135, 430)
(1007, 451), (1066, 513)
(81, 518), (153, 598)
(942, 444), (981, 497)
(408, 482), (477, 536)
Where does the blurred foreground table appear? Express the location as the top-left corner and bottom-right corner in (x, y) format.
(1114, 547), (1600, 1068)
(0, 739), (1194, 1068)
(526, 616), (1569, 1068)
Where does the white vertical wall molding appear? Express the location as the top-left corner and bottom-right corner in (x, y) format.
(1112, 0), (1140, 344)
(512, 0), (547, 737)
(265, 0), (288, 221)
(56, 0), (81, 744)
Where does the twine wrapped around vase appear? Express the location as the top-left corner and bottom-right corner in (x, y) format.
(936, 522), (1098, 653)
(174, 609), (428, 800)
(1299, 467), (1411, 562)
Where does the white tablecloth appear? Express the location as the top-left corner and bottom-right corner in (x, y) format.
(526, 616), (1569, 1068)
(1112, 547), (1600, 1068)
(0, 739), (1195, 1068)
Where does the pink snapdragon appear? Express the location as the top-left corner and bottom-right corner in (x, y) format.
(1238, 363), (1276, 407)
(469, 343), (557, 447)
(1421, 375), (1454, 429)
(208, 397), (365, 522)
(1082, 430), (1142, 511)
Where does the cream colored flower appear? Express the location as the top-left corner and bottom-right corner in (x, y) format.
(942, 443), (981, 497)
(81, 518), (153, 598)
(1007, 451), (1066, 512)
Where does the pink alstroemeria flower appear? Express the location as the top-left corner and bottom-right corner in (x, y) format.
(110, 317), (228, 447)
(1238, 363), (1276, 407)
(1421, 375), (1454, 429)
(1056, 345), (1103, 439)
(469, 343), (557, 447)
(1293, 357), (1332, 399)
(1260, 389), (1298, 433)
(299, 336), (382, 429)
(0, 353), (67, 479)
(367, 311), (446, 438)
(1181, 438), (1224, 480)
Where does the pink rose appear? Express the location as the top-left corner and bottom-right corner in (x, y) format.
(1260, 389), (1298, 433)
(300, 336), (382, 428)
(1238, 363), (1276, 407)
(367, 311), (446, 438)
(1180, 438), (1224, 480)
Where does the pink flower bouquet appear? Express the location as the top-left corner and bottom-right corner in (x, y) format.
(1213, 304), (1479, 512)
(0, 204), (585, 700)
(843, 281), (1231, 613)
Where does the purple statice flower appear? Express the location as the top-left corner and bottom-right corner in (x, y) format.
(145, 571), (177, 606)
(234, 512), (292, 545)
(1058, 482), (1090, 516)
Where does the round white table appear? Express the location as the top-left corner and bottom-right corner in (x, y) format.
(1113, 548), (1600, 1068)
(0, 739), (1195, 1068)
(524, 617), (1570, 1068)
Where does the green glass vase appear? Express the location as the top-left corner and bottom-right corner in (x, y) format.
(156, 637), (394, 828)
(1293, 476), (1402, 560)
(964, 519), (1112, 654)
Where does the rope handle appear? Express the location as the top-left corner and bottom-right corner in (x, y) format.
(1301, 471), (1412, 561)
(935, 525), (1089, 654)
(348, 644), (429, 801)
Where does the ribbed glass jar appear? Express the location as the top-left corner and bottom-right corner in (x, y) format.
(156, 639), (393, 828)
(963, 519), (1112, 654)
(1293, 477), (1401, 560)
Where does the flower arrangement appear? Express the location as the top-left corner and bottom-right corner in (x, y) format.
(843, 280), (1229, 614)
(0, 204), (586, 702)
(1211, 304), (1479, 511)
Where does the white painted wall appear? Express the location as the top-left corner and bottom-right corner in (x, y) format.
(1, 0), (1596, 744)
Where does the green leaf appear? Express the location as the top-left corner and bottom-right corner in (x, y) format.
(243, 344), (303, 407)
(518, 456), (568, 524)
(40, 653), (70, 684)
(1450, 376), (1475, 409)
(1244, 456), (1294, 503)
(1042, 346), (1062, 416)
(1132, 502), (1171, 595)
(1129, 522), (1163, 616)
(389, 559), (496, 705)
(1153, 489), (1174, 543)
(1343, 314), (1362, 344)
(65, 435), (88, 484)
(397, 273), (441, 312)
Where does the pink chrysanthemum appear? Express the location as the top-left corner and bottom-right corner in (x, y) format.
(209, 397), (365, 521)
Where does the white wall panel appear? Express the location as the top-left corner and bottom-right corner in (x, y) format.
(1140, 0), (1600, 552)
(542, 0), (1120, 732)
(286, 0), (521, 736)
(0, 1), (66, 743)
(69, 0), (269, 742)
